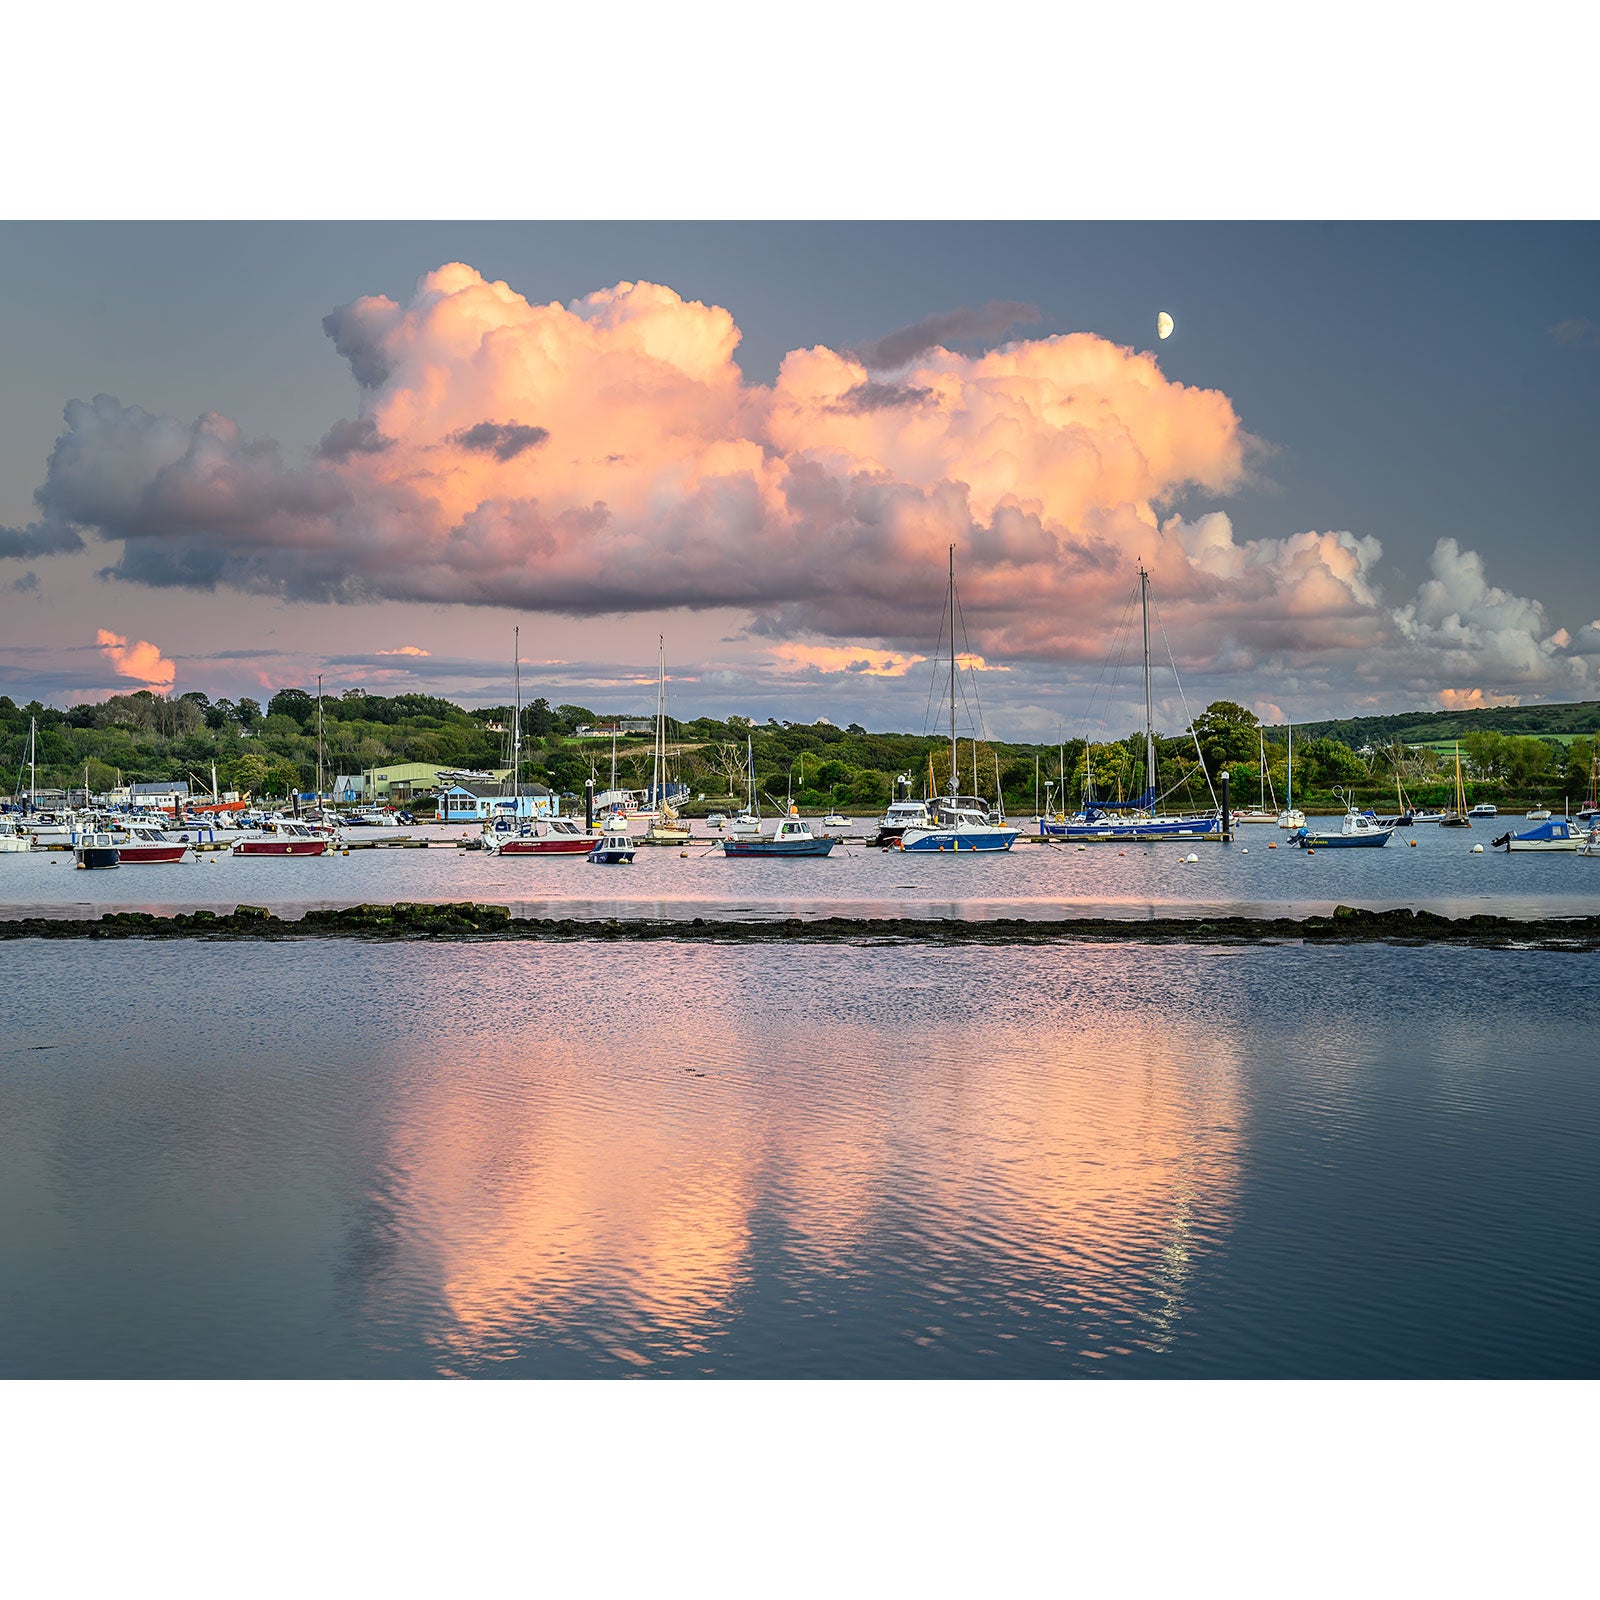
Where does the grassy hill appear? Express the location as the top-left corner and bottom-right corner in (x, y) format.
(1293, 701), (1600, 748)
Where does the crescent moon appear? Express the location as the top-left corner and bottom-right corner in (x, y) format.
(1157, 311), (1174, 340)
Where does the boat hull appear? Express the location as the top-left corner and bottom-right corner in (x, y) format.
(1494, 820), (1584, 851)
(115, 844), (191, 864)
(587, 847), (638, 864)
(720, 838), (836, 857)
(901, 828), (1018, 852)
(1039, 814), (1215, 841)
(75, 846), (120, 868)
(495, 837), (597, 855)
(1296, 830), (1393, 848)
(232, 839), (330, 856)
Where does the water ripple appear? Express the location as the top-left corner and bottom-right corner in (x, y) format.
(0, 939), (1596, 1376)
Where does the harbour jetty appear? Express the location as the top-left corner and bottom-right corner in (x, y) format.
(3, 902), (1600, 949)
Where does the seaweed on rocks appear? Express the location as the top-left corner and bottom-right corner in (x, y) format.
(2, 902), (1599, 949)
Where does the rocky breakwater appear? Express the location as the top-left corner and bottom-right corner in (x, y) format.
(2, 901), (1600, 948)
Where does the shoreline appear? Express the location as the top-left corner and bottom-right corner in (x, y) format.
(3, 901), (1600, 948)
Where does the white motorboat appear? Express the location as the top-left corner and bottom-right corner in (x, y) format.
(871, 798), (932, 847)
(0, 818), (34, 853)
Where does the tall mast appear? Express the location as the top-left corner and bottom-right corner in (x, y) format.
(1140, 563), (1155, 805)
(948, 545), (957, 798)
(29, 717), (36, 806)
(512, 625), (521, 823)
(654, 635), (665, 809)
(315, 673), (324, 807)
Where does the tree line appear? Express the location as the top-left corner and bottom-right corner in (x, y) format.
(4, 688), (1596, 811)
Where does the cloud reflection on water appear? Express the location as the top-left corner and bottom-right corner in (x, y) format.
(344, 946), (1245, 1374)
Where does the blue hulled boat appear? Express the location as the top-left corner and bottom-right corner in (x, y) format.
(1295, 808), (1394, 848)
(901, 804), (1019, 852)
(1037, 564), (1218, 844)
(1038, 804), (1216, 842)
(74, 831), (121, 869)
(720, 817), (836, 858)
(587, 813), (638, 864)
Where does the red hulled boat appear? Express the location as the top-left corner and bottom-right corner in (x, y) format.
(111, 824), (193, 864)
(485, 817), (598, 856)
(232, 821), (330, 857)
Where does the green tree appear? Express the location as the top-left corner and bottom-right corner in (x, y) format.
(849, 769), (888, 806)
(232, 751), (269, 795)
(268, 688), (315, 726)
(1188, 701), (1261, 781)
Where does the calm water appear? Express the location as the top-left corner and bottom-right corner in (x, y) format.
(2, 937), (1595, 1377)
(4, 816), (1600, 923)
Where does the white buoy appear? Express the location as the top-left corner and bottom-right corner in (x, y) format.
(1241, 847), (1248, 853)
(1471, 844), (1484, 853)
(1184, 852), (1199, 863)
(1076, 843), (1087, 851)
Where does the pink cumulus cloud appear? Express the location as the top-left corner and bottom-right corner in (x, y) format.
(1437, 688), (1522, 710)
(8, 264), (1594, 709)
(96, 628), (175, 690)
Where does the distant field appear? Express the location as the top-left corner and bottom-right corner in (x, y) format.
(1412, 735), (1585, 755)
(1292, 701), (1600, 748)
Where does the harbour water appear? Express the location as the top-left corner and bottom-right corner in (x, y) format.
(3, 933), (1596, 1378)
(4, 815), (1600, 924)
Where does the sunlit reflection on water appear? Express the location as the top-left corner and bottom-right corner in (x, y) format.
(1, 940), (1596, 1377)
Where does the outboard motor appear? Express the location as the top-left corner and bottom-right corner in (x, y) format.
(1491, 831), (1511, 850)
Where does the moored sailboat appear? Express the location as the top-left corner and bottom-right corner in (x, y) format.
(1037, 565), (1218, 843)
(645, 636), (692, 843)
(1232, 730), (1279, 823)
(1439, 743), (1472, 827)
(898, 547), (1019, 854)
(1275, 721), (1304, 829)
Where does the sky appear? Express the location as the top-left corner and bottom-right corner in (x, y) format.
(1, 220), (1596, 739)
